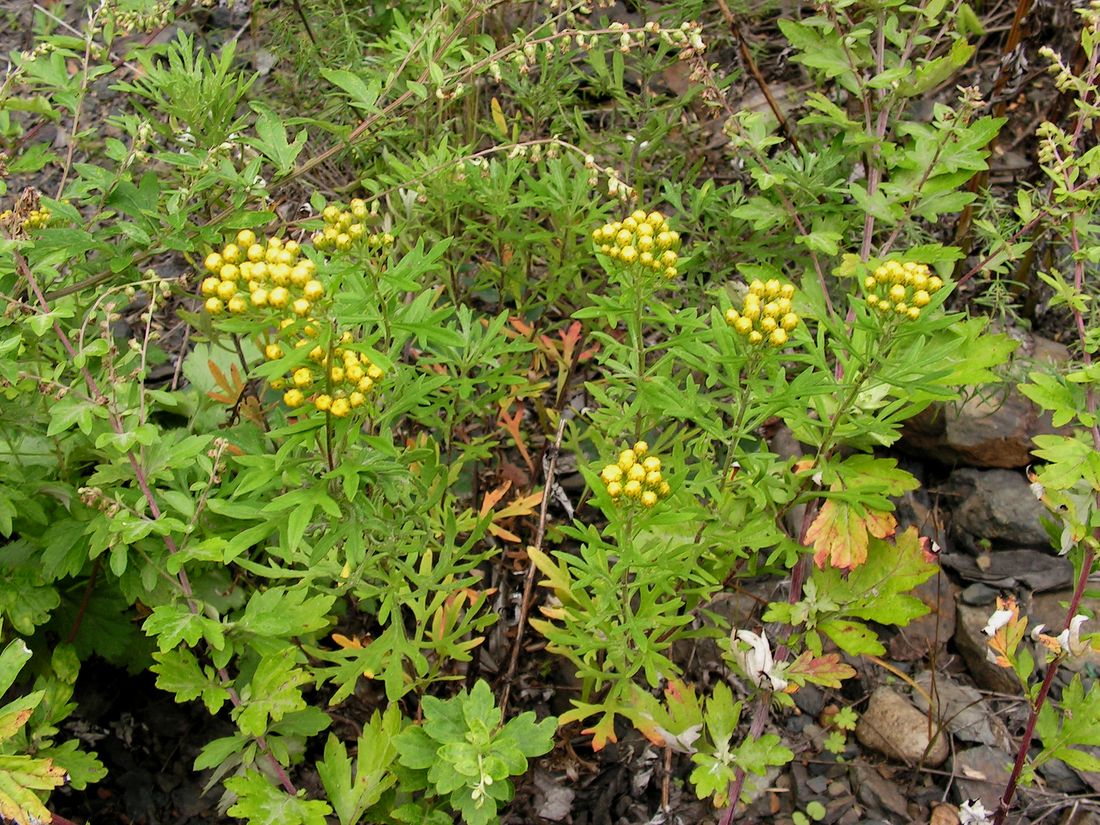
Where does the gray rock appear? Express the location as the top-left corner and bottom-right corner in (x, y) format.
(853, 764), (909, 817)
(912, 671), (1012, 749)
(825, 796), (862, 825)
(1037, 757), (1087, 793)
(952, 745), (1013, 810)
(960, 582), (999, 606)
(855, 687), (949, 766)
(948, 468), (1051, 547)
(794, 684), (825, 718)
(953, 603), (1024, 695)
(901, 332), (1071, 468)
(940, 549), (1072, 592)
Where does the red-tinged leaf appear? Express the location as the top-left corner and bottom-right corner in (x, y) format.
(559, 321), (583, 365)
(807, 498), (897, 571)
(495, 489), (543, 519)
(624, 681), (704, 753)
(331, 633), (365, 650)
(785, 651), (857, 689)
(430, 587), (488, 644)
(481, 481), (541, 542)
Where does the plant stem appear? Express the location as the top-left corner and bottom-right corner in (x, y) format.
(16, 250), (298, 796)
(631, 276), (647, 441)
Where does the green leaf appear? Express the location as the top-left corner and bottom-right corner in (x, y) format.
(818, 619), (884, 656)
(151, 649), (231, 714)
(394, 725), (439, 770)
(235, 647), (311, 737)
(225, 770), (332, 825)
(41, 739), (105, 790)
(236, 587), (335, 640)
(0, 638), (32, 698)
(143, 603), (221, 652)
(320, 69), (380, 111)
(249, 104), (308, 175)
(317, 707), (400, 825)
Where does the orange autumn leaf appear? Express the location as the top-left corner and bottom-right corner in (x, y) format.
(478, 481), (544, 542)
(582, 711), (618, 752)
(806, 499), (896, 571)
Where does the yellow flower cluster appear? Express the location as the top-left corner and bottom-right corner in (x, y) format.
(591, 209), (681, 279)
(267, 328), (385, 418)
(863, 261), (943, 320)
(724, 279), (799, 347)
(311, 199), (394, 253)
(598, 441), (671, 507)
(0, 207), (51, 231)
(200, 230), (324, 317)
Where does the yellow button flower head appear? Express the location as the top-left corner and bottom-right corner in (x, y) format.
(865, 260), (944, 320)
(593, 208), (682, 281)
(599, 440), (672, 507)
(314, 200), (392, 256)
(199, 230), (322, 320)
(725, 279), (800, 348)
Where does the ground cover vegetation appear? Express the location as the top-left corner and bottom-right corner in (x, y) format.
(0, 0), (1099, 822)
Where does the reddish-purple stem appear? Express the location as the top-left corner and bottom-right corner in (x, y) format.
(16, 252), (297, 796)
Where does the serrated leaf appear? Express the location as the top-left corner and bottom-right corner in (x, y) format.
(151, 649), (231, 713)
(0, 753), (67, 825)
(317, 707), (400, 825)
(807, 498), (896, 571)
(786, 652), (857, 688)
(225, 770), (332, 825)
(236, 587), (335, 639)
(235, 647), (311, 737)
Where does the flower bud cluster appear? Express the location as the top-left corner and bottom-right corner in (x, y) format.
(599, 441), (671, 507)
(1036, 121), (1070, 171)
(863, 261), (943, 320)
(311, 199), (394, 254)
(592, 209), (681, 279)
(198, 228), (387, 416)
(201, 230), (323, 318)
(107, 1), (172, 33)
(268, 327), (385, 418)
(724, 279), (798, 347)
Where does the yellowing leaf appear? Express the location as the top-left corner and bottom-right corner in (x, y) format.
(527, 546), (572, 602)
(785, 651), (857, 689)
(0, 754), (67, 825)
(490, 96), (508, 135)
(807, 498), (896, 570)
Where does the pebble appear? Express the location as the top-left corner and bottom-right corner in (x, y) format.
(960, 582), (999, 606)
(855, 687), (950, 766)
